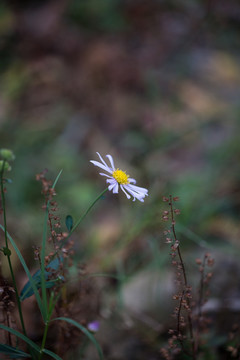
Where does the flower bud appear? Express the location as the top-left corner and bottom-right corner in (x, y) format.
(0, 149), (15, 161)
(0, 160), (11, 172)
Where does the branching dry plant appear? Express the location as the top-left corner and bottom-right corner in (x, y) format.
(161, 195), (214, 360)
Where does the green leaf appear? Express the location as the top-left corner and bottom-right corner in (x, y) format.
(65, 215), (73, 232)
(52, 317), (104, 360)
(0, 344), (31, 358)
(20, 256), (64, 301)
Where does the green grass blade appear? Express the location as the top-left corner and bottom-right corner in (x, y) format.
(0, 225), (44, 320)
(0, 344), (31, 358)
(52, 317), (104, 360)
(0, 324), (40, 353)
(0, 325), (62, 360)
(52, 169), (63, 189)
(42, 348), (63, 360)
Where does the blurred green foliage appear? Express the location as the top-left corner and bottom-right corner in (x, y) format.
(0, 0), (240, 358)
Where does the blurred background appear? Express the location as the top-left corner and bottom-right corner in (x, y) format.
(1, 0), (240, 358)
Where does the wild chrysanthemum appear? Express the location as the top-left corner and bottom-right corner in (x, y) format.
(90, 152), (148, 202)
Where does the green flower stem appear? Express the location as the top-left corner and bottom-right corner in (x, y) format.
(59, 187), (108, 251)
(70, 187), (108, 235)
(0, 162), (27, 337)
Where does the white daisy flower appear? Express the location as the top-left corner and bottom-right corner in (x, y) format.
(90, 152), (148, 202)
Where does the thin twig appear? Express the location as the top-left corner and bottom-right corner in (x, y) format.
(169, 195), (196, 360)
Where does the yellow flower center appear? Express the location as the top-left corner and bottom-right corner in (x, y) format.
(112, 168), (129, 185)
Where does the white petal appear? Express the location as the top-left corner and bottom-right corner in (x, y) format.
(124, 184), (147, 202)
(120, 184), (131, 199)
(128, 178), (137, 184)
(108, 183), (116, 191)
(106, 154), (115, 171)
(123, 185), (136, 201)
(99, 173), (112, 178)
(107, 178), (117, 191)
(127, 184), (148, 195)
(112, 183), (119, 194)
(90, 160), (112, 174)
(96, 152), (109, 168)
(128, 190), (146, 201)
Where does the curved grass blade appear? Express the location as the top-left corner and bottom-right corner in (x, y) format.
(52, 317), (104, 360)
(42, 348), (63, 360)
(0, 344), (31, 358)
(0, 225), (44, 320)
(0, 324), (40, 353)
(52, 169), (63, 189)
(0, 326), (61, 360)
